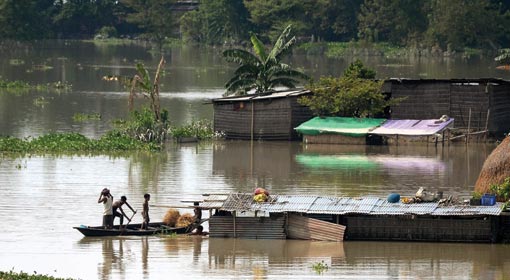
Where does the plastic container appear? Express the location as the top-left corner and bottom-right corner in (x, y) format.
(481, 194), (496, 206)
(387, 193), (400, 203)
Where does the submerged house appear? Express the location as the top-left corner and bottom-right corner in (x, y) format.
(212, 78), (510, 141)
(212, 89), (313, 140)
(200, 193), (510, 243)
(295, 116), (454, 145)
(384, 78), (510, 136)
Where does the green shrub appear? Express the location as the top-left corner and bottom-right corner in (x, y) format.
(169, 119), (222, 140)
(489, 177), (510, 201)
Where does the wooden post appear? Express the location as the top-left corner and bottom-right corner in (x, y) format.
(466, 108), (471, 144)
(251, 101), (254, 141)
(233, 211), (237, 238)
(484, 109), (490, 143)
(442, 130), (445, 147)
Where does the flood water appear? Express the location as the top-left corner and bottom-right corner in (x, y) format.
(0, 41), (509, 279)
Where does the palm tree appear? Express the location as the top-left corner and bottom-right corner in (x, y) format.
(222, 25), (309, 96)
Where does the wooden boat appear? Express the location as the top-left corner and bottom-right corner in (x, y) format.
(74, 222), (191, 237)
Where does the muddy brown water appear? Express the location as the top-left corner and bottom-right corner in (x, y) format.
(0, 41), (509, 279)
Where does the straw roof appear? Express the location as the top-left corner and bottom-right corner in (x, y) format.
(474, 136), (510, 193)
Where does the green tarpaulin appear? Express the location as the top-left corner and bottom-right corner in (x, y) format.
(295, 117), (386, 137)
(295, 154), (379, 170)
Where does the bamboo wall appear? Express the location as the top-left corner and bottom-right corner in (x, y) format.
(209, 215), (286, 239)
(213, 96), (313, 140)
(388, 79), (510, 135)
(490, 84), (510, 134)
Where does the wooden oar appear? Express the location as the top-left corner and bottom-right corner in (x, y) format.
(120, 210), (137, 235)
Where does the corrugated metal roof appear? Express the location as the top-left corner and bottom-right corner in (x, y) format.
(212, 89), (310, 102)
(204, 193), (503, 216)
(371, 118), (454, 136)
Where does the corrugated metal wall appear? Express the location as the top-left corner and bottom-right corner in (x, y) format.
(287, 214), (345, 241)
(209, 215), (286, 239)
(344, 215), (496, 242)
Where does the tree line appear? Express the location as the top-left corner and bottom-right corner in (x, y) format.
(1, 0), (510, 51)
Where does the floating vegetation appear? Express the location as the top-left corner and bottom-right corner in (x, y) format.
(32, 64), (53, 71)
(0, 79), (31, 89)
(169, 119), (223, 141)
(0, 79), (71, 94)
(9, 59), (25, 66)
(73, 113), (101, 122)
(33, 96), (50, 107)
(0, 132), (161, 154)
(0, 270), (75, 280)
(311, 260), (329, 275)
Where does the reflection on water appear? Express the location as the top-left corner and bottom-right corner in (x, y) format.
(0, 41), (506, 279)
(72, 236), (510, 279)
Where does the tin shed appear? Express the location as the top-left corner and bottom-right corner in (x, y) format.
(212, 89), (313, 140)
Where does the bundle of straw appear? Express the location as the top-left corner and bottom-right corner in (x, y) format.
(162, 209), (180, 226)
(176, 213), (195, 227)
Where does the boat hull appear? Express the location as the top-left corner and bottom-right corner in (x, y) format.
(74, 222), (190, 237)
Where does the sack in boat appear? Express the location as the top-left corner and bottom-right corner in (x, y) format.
(163, 209), (180, 226)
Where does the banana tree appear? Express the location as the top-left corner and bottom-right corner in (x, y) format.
(223, 25), (309, 96)
(129, 56), (165, 121)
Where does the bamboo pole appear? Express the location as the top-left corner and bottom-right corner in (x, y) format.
(233, 211), (237, 238)
(251, 101), (254, 141)
(484, 109), (490, 143)
(466, 108), (471, 144)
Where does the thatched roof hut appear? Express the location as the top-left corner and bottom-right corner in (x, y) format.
(474, 136), (510, 193)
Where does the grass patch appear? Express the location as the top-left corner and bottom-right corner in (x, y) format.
(0, 270), (74, 280)
(84, 38), (147, 46)
(299, 41), (483, 58)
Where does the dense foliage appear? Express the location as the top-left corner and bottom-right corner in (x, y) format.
(299, 60), (399, 117)
(223, 25), (309, 95)
(1, 0), (509, 51)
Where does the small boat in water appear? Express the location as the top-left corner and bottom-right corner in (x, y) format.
(74, 222), (190, 237)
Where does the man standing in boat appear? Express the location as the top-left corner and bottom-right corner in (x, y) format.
(98, 188), (113, 229)
(140, 193), (150, 230)
(112, 195), (136, 227)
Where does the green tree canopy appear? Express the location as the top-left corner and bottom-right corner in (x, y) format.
(121, 0), (177, 46)
(425, 0), (503, 50)
(299, 60), (399, 118)
(180, 0), (250, 44)
(0, 0), (56, 39)
(222, 25), (309, 95)
(358, 0), (427, 45)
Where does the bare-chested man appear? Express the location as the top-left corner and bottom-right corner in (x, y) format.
(112, 195), (135, 226)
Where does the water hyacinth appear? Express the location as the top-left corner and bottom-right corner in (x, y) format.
(169, 119), (224, 140)
(0, 132), (159, 154)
